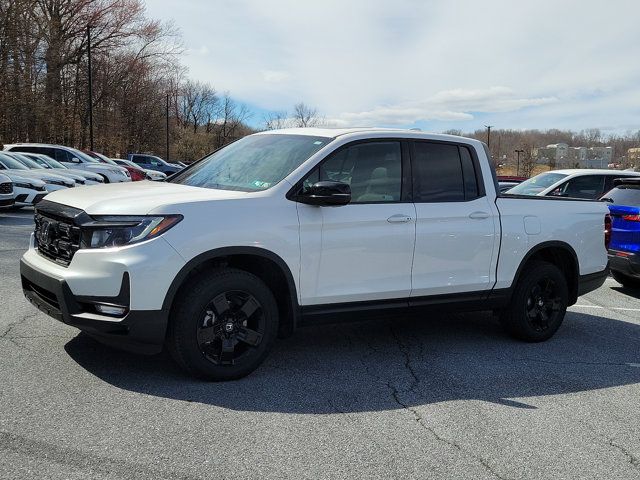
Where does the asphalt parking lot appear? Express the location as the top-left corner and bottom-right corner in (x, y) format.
(1, 209), (640, 480)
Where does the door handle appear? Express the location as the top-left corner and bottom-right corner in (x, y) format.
(469, 211), (490, 219)
(387, 214), (413, 223)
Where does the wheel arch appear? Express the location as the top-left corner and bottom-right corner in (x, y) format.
(162, 247), (300, 337)
(511, 240), (580, 305)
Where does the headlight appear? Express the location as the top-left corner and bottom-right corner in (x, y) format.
(14, 182), (34, 189)
(48, 180), (66, 186)
(81, 215), (182, 249)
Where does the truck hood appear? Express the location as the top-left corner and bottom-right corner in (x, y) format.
(1, 172), (46, 187)
(43, 180), (249, 215)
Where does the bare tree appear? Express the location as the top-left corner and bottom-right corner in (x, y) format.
(263, 111), (289, 130)
(291, 102), (320, 127)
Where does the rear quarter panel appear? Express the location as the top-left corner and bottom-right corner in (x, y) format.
(495, 197), (609, 289)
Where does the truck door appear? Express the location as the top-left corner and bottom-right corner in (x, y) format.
(296, 140), (416, 305)
(410, 141), (498, 297)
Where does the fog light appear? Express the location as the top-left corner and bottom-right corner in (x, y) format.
(95, 304), (127, 316)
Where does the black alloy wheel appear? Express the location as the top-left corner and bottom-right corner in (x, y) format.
(197, 290), (265, 365)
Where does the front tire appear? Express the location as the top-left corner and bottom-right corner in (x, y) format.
(500, 261), (568, 342)
(167, 268), (279, 381)
(611, 270), (640, 289)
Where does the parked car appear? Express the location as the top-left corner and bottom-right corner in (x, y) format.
(2, 173), (47, 207)
(601, 178), (640, 288)
(506, 169), (640, 199)
(127, 153), (182, 175)
(83, 151), (146, 181)
(498, 181), (520, 193)
(22, 153), (104, 185)
(4, 144), (131, 183)
(113, 159), (167, 181)
(0, 173), (14, 209)
(21, 128), (609, 381)
(7, 152), (88, 186)
(0, 152), (75, 191)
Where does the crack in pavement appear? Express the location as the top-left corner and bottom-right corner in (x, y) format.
(385, 327), (511, 480)
(581, 421), (640, 472)
(0, 311), (41, 349)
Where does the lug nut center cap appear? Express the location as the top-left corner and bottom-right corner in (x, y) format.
(224, 322), (234, 333)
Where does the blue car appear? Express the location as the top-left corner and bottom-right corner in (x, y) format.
(127, 153), (183, 175)
(603, 177), (640, 288)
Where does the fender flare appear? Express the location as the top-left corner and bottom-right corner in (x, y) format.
(161, 246), (300, 323)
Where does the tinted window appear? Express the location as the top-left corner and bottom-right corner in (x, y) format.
(460, 146), (479, 199)
(412, 142), (464, 202)
(131, 156), (145, 165)
(54, 149), (72, 163)
(554, 175), (605, 199)
(605, 186), (640, 206)
(304, 142), (402, 203)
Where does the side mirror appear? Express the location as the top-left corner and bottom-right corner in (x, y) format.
(70, 157), (81, 163)
(296, 181), (351, 206)
(600, 197), (614, 203)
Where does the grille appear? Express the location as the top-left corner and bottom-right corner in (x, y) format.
(0, 182), (12, 194)
(33, 193), (47, 205)
(34, 212), (82, 266)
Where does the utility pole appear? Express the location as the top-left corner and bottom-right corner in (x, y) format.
(87, 25), (94, 151)
(166, 93), (170, 161)
(515, 149), (524, 176)
(484, 125), (493, 149)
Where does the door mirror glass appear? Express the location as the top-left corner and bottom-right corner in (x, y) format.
(297, 181), (351, 206)
(70, 157), (81, 163)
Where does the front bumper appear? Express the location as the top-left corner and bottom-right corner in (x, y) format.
(608, 250), (640, 279)
(21, 258), (168, 354)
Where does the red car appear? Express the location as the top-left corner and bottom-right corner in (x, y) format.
(84, 150), (147, 181)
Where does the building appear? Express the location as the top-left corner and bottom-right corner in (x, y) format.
(534, 143), (613, 168)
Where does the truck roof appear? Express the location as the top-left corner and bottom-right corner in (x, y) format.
(256, 127), (478, 143)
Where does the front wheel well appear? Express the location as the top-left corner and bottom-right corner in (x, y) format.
(516, 244), (579, 304)
(166, 251), (298, 338)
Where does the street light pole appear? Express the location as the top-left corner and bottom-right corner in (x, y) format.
(484, 125), (493, 149)
(166, 93), (170, 162)
(87, 25), (94, 151)
(515, 149), (524, 176)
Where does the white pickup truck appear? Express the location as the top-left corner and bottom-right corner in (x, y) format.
(20, 129), (610, 380)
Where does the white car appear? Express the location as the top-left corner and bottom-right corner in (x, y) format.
(0, 152), (75, 191)
(21, 128), (609, 381)
(8, 152), (88, 187)
(506, 169), (640, 199)
(4, 144), (131, 183)
(2, 173), (47, 207)
(23, 153), (104, 185)
(0, 174), (14, 209)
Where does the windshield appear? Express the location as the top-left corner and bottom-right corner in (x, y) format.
(40, 156), (67, 169)
(10, 153), (45, 169)
(507, 172), (568, 195)
(0, 153), (29, 170)
(170, 134), (330, 192)
(70, 148), (99, 163)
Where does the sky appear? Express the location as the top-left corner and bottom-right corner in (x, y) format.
(145, 0), (640, 133)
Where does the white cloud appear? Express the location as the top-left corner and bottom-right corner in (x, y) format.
(144, 0), (640, 131)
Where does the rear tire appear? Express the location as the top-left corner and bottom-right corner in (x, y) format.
(500, 261), (568, 342)
(167, 268), (279, 381)
(611, 270), (640, 289)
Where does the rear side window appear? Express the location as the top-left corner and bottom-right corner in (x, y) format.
(553, 175), (605, 199)
(412, 142), (480, 202)
(131, 155), (146, 164)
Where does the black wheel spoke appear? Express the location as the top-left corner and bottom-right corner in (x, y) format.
(219, 337), (235, 365)
(239, 296), (260, 319)
(212, 293), (230, 314)
(237, 327), (263, 347)
(197, 325), (216, 344)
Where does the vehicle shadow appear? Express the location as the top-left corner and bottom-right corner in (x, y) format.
(611, 285), (640, 300)
(65, 310), (640, 413)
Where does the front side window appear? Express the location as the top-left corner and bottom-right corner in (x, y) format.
(552, 175), (604, 199)
(171, 134), (330, 192)
(303, 141), (402, 203)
